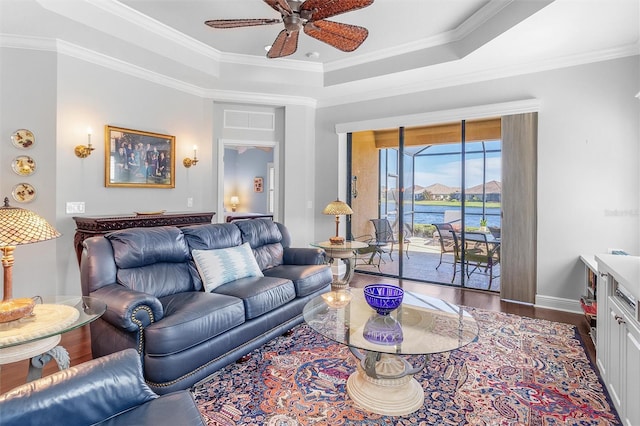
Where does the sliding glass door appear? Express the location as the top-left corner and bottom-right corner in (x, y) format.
(349, 120), (502, 292)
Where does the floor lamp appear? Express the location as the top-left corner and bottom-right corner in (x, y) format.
(0, 197), (60, 301)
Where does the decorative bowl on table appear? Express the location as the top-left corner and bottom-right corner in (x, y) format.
(0, 297), (36, 323)
(363, 284), (404, 315)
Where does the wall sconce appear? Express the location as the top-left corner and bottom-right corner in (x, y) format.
(230, 196), (239, 212)
(183, 145), (199, 168)
(74, 127), (95, 158)
(351, 176), (358, 199)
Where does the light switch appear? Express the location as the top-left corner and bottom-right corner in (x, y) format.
(66, 202), (85, 214)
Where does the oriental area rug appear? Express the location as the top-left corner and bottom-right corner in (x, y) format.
(191, 307), (620, 425)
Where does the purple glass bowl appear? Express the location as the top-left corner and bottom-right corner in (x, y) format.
(363, 284), (404, 315)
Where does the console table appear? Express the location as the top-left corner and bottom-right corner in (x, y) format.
(73, 211), (215, 264)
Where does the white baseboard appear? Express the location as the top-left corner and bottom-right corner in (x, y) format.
(534, 294), (582, 314)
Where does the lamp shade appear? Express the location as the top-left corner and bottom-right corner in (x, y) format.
(230, 196), (240, 205)
(322, 199), (353, 216)
(0, 197), (60, 247)
(0, 197), (60, 301)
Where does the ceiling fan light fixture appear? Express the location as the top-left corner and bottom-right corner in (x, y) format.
(305, 51), (320, 58)
(205, 0), (374, 59)
(264, 44), (272, 52)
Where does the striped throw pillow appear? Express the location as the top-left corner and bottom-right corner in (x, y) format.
(192, 242), (264, 292)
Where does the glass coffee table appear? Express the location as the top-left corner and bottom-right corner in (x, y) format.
(0, 296), (106, 382)
(303, 288), (479, 416)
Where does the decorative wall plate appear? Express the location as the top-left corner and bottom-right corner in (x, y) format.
(11, 129), (35, 149)
(11, 183), (36, 203)
(11, 155), (36, 176)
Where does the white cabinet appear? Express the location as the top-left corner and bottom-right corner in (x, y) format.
(596, 254), (640, 426)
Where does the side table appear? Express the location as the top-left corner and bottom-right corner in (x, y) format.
(0, 296), (106, 382)
(311, 240), (368, 290)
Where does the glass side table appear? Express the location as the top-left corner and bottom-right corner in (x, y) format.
(311, 240), (368, 290)
(0, 296), (106, 382)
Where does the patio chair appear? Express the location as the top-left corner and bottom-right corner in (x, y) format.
(350, 233), (383, 271)
(370, 218), (411, 261)
(488, 226), (501, 239)
(443, 210), (462, 231)
(432, 223), (455, 269)
(451, 231), (500, 289)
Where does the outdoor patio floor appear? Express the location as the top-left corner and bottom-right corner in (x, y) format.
(353, 236), (501, 292)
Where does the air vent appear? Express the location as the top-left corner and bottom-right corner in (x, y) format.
(224, 110), (275, 131)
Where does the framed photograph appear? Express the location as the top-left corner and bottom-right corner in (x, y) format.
(105, 125), (175, 188)
(254, 177), (263, 193)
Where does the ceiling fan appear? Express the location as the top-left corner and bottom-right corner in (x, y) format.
(205, 0), (374, 59)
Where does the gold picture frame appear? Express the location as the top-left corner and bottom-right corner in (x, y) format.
(105, 125), (175, 188)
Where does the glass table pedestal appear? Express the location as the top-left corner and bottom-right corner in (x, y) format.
(346, 348), (430, 415)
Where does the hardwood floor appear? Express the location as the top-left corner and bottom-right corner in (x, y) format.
(0, 274), (596, 394)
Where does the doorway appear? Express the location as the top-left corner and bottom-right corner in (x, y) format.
(217, 139), (279, 223)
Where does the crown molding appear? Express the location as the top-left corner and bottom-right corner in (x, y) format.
(62, 0), (223, 62)
(56, 39), (317, 107)
(0, 34), (57, 51)
(219, 51), (323, 73)
(318, 44), (640, 108)
(1, 33), (317, 107)
(57, 40), (207, 98)
(204, 88), (317, 109)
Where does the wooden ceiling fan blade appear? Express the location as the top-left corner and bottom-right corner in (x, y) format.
(267, 29), (299, 58)
(205, 18), (281, 29)
(301, 0), (374, 22)
(264, 0), (292, 16)
(304, 20), (368, 52)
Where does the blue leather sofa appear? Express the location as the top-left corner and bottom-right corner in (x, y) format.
(0, 349), (205, 425)
(80, 219), (332, 394)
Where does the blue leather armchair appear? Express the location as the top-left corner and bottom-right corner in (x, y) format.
(0, 349), (205, 426)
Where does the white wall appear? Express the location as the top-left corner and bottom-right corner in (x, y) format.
(316, 55), (640, 309)
(0, 48), (59, 299)
(282, 104), (317, 247)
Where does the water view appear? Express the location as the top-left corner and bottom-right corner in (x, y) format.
(386, 202), (501, 229)
(412, 204), (501, 228)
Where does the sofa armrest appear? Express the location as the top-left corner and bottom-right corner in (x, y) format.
(91, 284), (164, 332)
(283, 247), (326, 265)
(0, 349), (158, 426)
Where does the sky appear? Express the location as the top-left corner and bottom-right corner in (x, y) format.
(413, 142), (502, 188)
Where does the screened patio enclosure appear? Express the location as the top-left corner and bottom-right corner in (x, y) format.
(348, 119), (503, 292)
